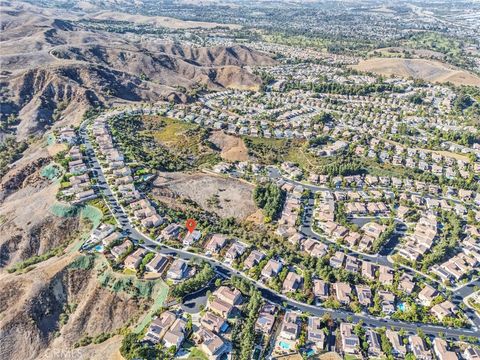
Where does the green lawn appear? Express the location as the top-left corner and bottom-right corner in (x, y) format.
(123, 268), (137, 276)
(133, 280), (169, 333)
(344, 355), (361, 360)
(187, 348), (209, 360)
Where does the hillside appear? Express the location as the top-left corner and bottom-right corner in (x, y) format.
(351, 57), (480, 87)
(0, 1), (276, 140)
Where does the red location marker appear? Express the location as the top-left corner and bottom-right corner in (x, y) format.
(185, 218), (197, 234)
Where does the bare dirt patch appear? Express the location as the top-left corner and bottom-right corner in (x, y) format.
(152, 171), (257, 220)
(209, 131), (249, 162)
(351, 57), (480, 86)
(245, 209), (265, 225)
(46, 143), (67, 157)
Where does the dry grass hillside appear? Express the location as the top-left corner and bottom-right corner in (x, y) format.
(209, 130), (250, 161)
(351, 57), (480, 86)
(0, 254), (149, 360)
(0, 1), (275, 139)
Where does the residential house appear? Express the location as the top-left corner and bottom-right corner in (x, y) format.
(205, 234), (228, 255)
(386, 329), (406, 357)
(243, 250), (265, 270)
(255, 304), (276, 335)
(124, 248), (146, 270)
(183, 230), (202, 246)
(207, 297), (235, 318)
(224, 241), (247, 263)
(378, 290), (395, 315)
(366, 330), (382, 357)
(398, 273), (415, 295)
(200, 312), (228, 334)
(334, 282), (352, 305)
(409, 335), (432, 360)
(213, 286), (242, 306)
(110, 239), (133, 259)
(329, 251), (345, 269)
(144, 311), (177, 344)
(278, 311), (300, 341)
(161, 224), (183, 240)
(355, 285), (372, 307)
(101, 231), (122, 248)
(166, 259), (188, 282)
(313, 279), (329, 302)
(282, 271), (303, 293)
(146, 254), (169, 273)
(418, 284), (438, 306)
(261, 259), (283, 279)
(361, 261), (376, 281)
(340, 323), (360, 354)
(464, 347), (480, 360)
(141, 214), (163, 228)
(431, 301), (456, 321)
(163, 318), (187, 350)
(433, 338), (458, 360)
(378, 265), (394, 286)
(307, 317), (325, 351)
(362, 222), (386, 240)
(196, 328), (229, 360)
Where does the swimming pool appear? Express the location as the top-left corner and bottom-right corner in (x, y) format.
(279, 341), (291, 350)
(397, 302), (406, 311)
(95, 244), (104, 252)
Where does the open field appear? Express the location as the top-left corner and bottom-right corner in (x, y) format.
(351, 57), (480, 86)
(145, 116), (197, 146)
(152, 171), (258, 220)
(244, 136), (328, 170)
(143, 116), (220, 168)
(209, 131), (249, 162)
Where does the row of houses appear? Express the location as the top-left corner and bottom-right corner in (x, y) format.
(307, 173), (480, 207)
(61, 145), (98, 204)
(317, 217), (388, 254)
(91, 116), (166, 230)
(272, 309), (470, 360)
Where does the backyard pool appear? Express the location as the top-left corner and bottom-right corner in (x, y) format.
(95, 245), (104, 252)
(279, 341), (291, 350)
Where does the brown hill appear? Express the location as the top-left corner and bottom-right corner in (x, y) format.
(0, 254), (150, 360)
(351, 57), (480, 87)
(0, 1), (276, 139)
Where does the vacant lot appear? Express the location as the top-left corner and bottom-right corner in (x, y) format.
(209, 131), (249, 162)
(351, 57), (480, 86)
(152, 171), (257, 220)
(144, 116), (197, 149)
(142, 116), (219, 168)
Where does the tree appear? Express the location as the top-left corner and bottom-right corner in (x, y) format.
(171, 263), (214, 299)
(253, 183), (286, 221)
